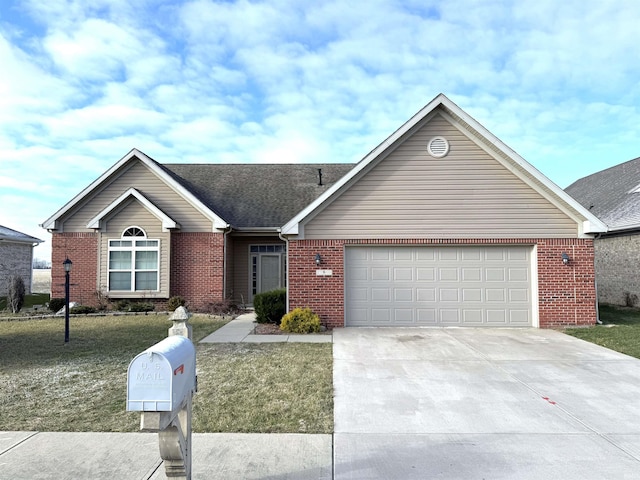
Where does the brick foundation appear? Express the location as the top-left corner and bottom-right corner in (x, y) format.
(288, 238), (597, 329)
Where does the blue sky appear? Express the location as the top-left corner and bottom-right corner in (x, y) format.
(2, 0), (640, 262)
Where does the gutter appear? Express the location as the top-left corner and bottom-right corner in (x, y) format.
(594, 233), (602, 325)
(278, 228), (290, 313)
(223, 225), (233, 300)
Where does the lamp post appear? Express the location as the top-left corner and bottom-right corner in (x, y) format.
(63, 258), (73, 343)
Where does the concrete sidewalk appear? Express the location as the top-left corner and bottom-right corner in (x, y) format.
(0, 431), (332, 480)
(199, 312), (332, 343)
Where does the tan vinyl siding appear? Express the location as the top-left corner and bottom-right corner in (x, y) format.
(303, 114), (578, 239)
(229, 235), (285, 305)
(62, 159), (212, 232)
(98, 200), (170, 298)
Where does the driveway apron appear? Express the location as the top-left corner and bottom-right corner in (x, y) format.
(333, 328), (640, 479)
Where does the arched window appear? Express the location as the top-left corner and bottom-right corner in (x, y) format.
(108, 227), (159, 292)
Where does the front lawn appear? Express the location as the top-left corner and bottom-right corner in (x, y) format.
(564, 304), (640, 359)
(0, 315), (333, 433)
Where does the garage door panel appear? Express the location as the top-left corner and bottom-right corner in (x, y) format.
(509, 289), (529, 302)
(463, 309), (483, 325)
(345, 246), (533, 327)
(394, 268), (413, 281)
(439, 268), (458, 281)
(508, 268), (528, 281)
(462, 268), (482, 281)
(394, 288), (413, 302)
(462, 288), (482, 302)
(417, 288), (436, 302)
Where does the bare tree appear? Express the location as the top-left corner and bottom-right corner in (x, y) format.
(8, 275), (25, 313)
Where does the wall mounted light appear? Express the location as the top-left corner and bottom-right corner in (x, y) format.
(315, 253), (322, 266)
(561, 252), (570, 265)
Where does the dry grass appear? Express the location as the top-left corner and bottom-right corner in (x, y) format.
(0, 315), (334, 434)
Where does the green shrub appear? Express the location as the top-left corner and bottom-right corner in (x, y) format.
(48, 298), (65, 313)
(69, 305), (97, 315)
(280, 307), (321, 333)
(253, 288), (286, 324)
(128, 302), (155, 312)
(167, 295), (186, 311)
(113, 300), (130, 311)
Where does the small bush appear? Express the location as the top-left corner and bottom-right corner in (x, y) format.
(206, 299), (242, 315)
(253, 288), (286, 324)
(8, 275), (25, 313)
(69, 305), (97, 315)
(167, 296), (186, 311)
(280, 307), (321, 334)
(129, 302), (155, 312)
(113, 300), (130, 311)
(48, 298), (66, 313)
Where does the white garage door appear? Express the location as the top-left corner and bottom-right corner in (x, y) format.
(345, 246), (533, 327)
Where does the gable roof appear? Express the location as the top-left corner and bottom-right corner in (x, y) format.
(86, 187), (179, 231)
(566, 156), (640, 232)
(162, 163), (353, 228)
(282, 93), (607, 236)
(41, 149), (229, 231)
(41, 148), (354, 232)
(0, 225), (43, 244)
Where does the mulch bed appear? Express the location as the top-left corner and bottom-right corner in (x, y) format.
(252, 323), (331, 335)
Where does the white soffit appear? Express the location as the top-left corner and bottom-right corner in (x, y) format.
(86, 188), (178, 232)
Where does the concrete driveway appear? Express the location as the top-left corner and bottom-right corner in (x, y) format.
(333, 328), (640, 479)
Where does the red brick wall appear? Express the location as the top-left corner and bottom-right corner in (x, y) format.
(170, 232), (225, 311)
(288, 238), (597, 329)
(51, 232), (99, 306)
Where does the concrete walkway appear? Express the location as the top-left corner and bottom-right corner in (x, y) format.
(0, 432), (332, 479)
(199, 312), (332, 343)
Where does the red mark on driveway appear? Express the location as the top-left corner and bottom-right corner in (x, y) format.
(542, 396), (556, 405)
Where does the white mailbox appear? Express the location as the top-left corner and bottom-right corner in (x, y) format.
(127, 335), (196, 412)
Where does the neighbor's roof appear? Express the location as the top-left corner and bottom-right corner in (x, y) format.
(566, 156), (640, 232)
(162, 163), (354, 228)
(0, 225), (43, 244)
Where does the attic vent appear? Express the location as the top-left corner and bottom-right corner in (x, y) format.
(428, 136), (449, 158)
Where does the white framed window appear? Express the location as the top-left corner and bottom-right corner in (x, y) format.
(108, 227), (159, 291)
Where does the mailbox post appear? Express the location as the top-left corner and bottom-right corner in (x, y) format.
(127, 306), (196, 480)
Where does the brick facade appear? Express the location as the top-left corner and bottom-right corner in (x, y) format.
(0, 242), (35, 295)
(592, 234), (640, 307)
(288, 238), (597, 329)
(170, 232), (225, 311)
(51, 232), (99, 305)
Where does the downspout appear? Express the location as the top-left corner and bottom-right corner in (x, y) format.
(594, 233), (602, 325)
(278, 228), (290, 313)
(223, 225), (233, 301)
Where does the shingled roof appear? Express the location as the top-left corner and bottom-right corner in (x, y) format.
(161, 163), (355, 228)
(565, 156), (640, 232)
(0, 225), (43, 244)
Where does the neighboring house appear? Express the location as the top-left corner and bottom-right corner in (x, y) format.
(566, 157), (640, 307)
(42, 94), (606, 328)
(0, 225), (43, 296)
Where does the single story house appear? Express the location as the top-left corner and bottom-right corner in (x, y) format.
(42, 94), (606, 328)
(0, 225), (43, 296)
(566, 157), (640, 307)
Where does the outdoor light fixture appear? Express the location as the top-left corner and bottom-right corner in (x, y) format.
(63, 258), (73, 343)
(561, 252), (570, 265)
(315, 253), (322, 266)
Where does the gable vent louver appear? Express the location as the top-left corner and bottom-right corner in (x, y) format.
(428, 136), (449, 158)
